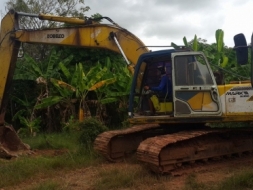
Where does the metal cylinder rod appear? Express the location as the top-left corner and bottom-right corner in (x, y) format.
(111, 33), (130, 65)
(16, 11), (39, 17)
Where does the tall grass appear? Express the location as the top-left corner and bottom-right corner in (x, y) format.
(22, 132), (81, 150)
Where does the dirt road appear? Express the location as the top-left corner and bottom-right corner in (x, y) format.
(4, 152), (253, 190)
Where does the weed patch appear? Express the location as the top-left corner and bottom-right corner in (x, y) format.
(215, 169), (253, 190)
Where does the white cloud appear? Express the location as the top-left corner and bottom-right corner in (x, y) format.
(84, 0), (253, 47)
(1, 0), (253, 47)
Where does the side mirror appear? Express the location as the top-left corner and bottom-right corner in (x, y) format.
(234, 33), (248, 65)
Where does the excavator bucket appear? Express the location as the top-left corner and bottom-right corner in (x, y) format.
(0, 125), (31, 159)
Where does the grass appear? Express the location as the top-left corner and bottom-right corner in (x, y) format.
(22, 132), (82, 150)
(93, 164), (253, 190)
(93, 163), (170, 190)
(214, 169), (253, 190)
(0, 132), (102, 188)
(2, 130), (253, 189)
(183, 174), (209, 190)
(28, 181), (62, 190)
(182, 169), (253, 190)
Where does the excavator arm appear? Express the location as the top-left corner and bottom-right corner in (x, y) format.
(0, 9), (148, 158)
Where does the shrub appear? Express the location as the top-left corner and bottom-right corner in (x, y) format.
(78, 117), (108, 151)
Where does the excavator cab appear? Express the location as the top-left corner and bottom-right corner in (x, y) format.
(172, 51), (222, 117)
(129, 50), (174, 116)
(129, 50), (222, 118)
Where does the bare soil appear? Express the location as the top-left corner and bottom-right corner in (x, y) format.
(3, 150), (253, 190)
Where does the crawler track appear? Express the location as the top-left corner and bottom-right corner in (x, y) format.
(137, 129), (253, 174)
(94, 124), (163, 161)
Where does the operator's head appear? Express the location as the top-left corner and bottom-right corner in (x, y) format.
(157, 65), (166, 75)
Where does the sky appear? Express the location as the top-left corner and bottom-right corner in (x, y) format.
(1, 0), (253, 49)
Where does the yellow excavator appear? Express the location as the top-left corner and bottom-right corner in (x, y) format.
(1, 10), (253, 173)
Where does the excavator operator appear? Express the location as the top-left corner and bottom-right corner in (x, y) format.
(143, 66), (172, 115)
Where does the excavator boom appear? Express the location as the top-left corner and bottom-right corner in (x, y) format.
(0, 9), (149, 124)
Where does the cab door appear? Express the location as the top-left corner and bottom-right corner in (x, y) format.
(171, 52), (222, 117)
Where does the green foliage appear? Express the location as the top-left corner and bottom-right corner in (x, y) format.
(14, 51), (75, 131)
(183, 36), (188, 47)
(171, 42), (180, 49)
(11, 96), (41, 136)
(78, 117), (108, 150)
(5, 0), (90, 21)
(182, 35), (198, 50)
(23, 132), (82, 150)
(193, 35), (198, 51)
(17, 116), (41, 137)
(215, 170), (253, 190)
(62, 115), (80, 132)
(183, 29), (249, 83)
(183, 174), (206, 190)
(35, 96), (64, 109)
(216, 29), (224, 53)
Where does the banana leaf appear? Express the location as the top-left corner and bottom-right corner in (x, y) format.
(221, 55), (228, 68)
(25, 56), (43, 77)
(46, 49), (58, 77)
(59, 62), (71, 80)
(106, 56), (112, 68)
(171, 42), (179, 49)
(216, 29), (224, 53)
(193, 35), (198, 51)
(89, 78), (116, 91)
(183, 36), (188, 47)
(87, 67), (108, 89)
(35, 96), (63, 109)
(100, 98), (118, 104)
(106, 91), (130, 97)
(51, 78), (76, 91)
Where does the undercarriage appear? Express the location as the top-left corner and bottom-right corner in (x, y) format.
(94, 124), (253, 174)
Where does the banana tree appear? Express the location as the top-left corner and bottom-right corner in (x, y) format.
(93, 58), (132, 123)
(87, 57), (117, 122)
(35, 61), (117, 122)
(13, 49), (73, 131)
(35, 78), (76, 124)
(182, 30), (228, 67)
(12, 96), (41, 136)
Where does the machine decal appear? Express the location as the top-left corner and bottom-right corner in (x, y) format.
(224, 85), (253, 114)
(47, 34), (65, 38)
(226, 91), (249, 97)
(175, 91), (198, 101)
(175, 91), (218, 111)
